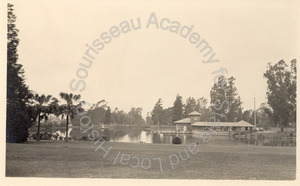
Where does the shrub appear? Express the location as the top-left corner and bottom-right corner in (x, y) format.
(172, 137), (182, 144)
(79, 136), (89, 141)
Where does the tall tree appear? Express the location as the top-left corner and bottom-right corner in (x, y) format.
(7, 4), (34, 142)
(172, 95), (183, 122)
(88, 99), (107, 125)
(210, 76), (227, 122)
(161, 107), (173, 125)
(184, 97), (197, 117)
(152, 98), (164, 125)
(237, 106), (243, 121)
(195, 97), (208, 112)
(104, 107), (112, 124)
(146, 112), (154, 125)
(264, 59), (297, 132)
(194, 97), (212, 121)
(118, 111), (126, 125)
(289, 59), (297, 124)
(29, 94), (57, 141)
(59, 92), (81, 142)
(242, 110), (253, 124)
(113, 109), (127, 125)
(257, 103), (274, 129)
(128, 107), (145, 125)
(210, 76), (242, 122)
(135, 107), (145, 125)
(225, 77), (242, 121)
(111, 107), (119, 124)
(199, 106), (212, 122)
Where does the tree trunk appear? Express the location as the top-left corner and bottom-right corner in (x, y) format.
(37, 114), (41, 141)
(281, 125), (284, 133)
(65, 114), (69, 142)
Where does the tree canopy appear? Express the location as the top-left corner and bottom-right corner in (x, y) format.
(29, 94), (57, 141)
(59, 92), (82, 141)
(263, 59), (297, 132)
(7, 4), (34, 143)
(210, 76), (242, 122)
(151, 98), (164, 125)
(172, 94), (184, 122)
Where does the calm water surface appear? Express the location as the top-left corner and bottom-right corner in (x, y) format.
(31, 126), (296, 147)
(70, 128), (296, 147)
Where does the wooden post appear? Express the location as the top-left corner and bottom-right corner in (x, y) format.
(37, 115), (41, 141)
(65, 114), (69, 142)
(254, 97), (256, 127)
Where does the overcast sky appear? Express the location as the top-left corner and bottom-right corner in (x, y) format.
(12, 0), (298, 117)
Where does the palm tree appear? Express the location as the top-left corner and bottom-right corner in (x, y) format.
(30, 94), (57, 141)
(59, 92), (81, 142)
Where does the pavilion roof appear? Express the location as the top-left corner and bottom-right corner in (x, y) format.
(173, 118), (191, 124)
(191, 120), (254, 127)
(188, 111), (201, 116)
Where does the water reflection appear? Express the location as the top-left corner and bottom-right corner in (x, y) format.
(109, 129), (296, 147)
(35, 127), (296, 147)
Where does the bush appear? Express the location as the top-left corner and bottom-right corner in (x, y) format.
(172, 137), (182, 144)
(79, 136), (89, 141)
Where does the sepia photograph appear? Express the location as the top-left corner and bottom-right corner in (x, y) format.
(1, 0), (299, 185)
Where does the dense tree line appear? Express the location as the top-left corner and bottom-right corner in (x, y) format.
(150, 77), (243, 125)
(151, 95), (211, 125)
(151, 62), (296, 132)
(241, 103), (273, 129)
(72, 100), (146, 126)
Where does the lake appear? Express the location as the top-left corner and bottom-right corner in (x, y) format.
(70, 127), (296, 147)
(29, 126), (296, 147)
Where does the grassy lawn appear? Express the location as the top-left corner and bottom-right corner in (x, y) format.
(6, 141), (296, 179)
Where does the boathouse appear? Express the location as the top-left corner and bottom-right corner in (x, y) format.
(173, 111), (254, 133)
(174, 111), (201, 133)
